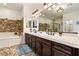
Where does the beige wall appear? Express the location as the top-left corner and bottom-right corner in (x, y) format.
(23, 4), (32, 33)
(0, 7), (22, 20)
(63, 10), (79, 32)
(63, 10), (79, 20)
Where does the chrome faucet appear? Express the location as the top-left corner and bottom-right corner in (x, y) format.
(33, 29), (37, 33)
(46, 28), (52, 35)
(30, 28), (32, 32)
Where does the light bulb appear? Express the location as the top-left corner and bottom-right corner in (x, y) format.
(52, 5), (55, 8)
(44, 5), (47, 9)
(48, 7), (51, 11)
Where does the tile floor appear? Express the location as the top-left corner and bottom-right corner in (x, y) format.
(0, 44), (37, 56)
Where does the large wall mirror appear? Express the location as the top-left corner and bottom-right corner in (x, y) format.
(37, 3), (79, 33)
(38, 5), (63, 32)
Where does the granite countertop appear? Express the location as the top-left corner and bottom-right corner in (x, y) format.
(26, 31), (79, 49)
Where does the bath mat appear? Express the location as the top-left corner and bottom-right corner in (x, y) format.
(16, 44), (32, 56)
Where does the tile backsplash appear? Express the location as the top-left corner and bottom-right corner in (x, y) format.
(0, 18), (23, 32)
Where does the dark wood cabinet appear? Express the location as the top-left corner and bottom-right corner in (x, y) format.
(25, 34), (27, 44)
(42, 43), (51, 56)
(41, 38), (52, 56)
(25, 33), (79, 56)
(52, 42), (76, 56)
(36, 38), (42, 55)
(25, 34), (32, 48)
(31, 35), (36, 52)
(53, 48), (69, 56)
(74, 48), (79, 56)
(36, 38), (52, 56)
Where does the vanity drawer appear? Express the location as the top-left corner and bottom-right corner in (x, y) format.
(53, 48), (69, 56)
(53, 42), (73, 55)
(38, 37), (52, 46)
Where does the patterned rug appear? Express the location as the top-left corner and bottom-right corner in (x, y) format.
(0, 44), (36, 56)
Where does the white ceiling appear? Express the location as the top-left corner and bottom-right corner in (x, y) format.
(23, 3), (44, 13)
(40, 3), (79, 20)
(0, 3), (79, 18)
(0, 3), (43, 11)
(0, 3), (23, 11)
(64, 3), (79, 14)
(40, 8), (63, 20)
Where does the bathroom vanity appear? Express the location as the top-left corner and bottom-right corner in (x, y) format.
(25, 4), (79, 56)
(25, 32), (79, 56)
(25, 16), (79, 56)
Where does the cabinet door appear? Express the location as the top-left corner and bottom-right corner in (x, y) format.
(26, 35), (32, 48)
(29, 36), (32, 48)
(53, 48), (69, 56)
(52, 42), (74, 56)
(25, 34), (29, 44)
(31, 36), (36, 52)
(26, 35), (29, 45)
(36, 39), (42, 56)
(42, 44), (52, 56)
(75, 49), (79, 56)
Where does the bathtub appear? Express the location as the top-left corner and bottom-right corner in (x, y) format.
(0, 32), (24, 48)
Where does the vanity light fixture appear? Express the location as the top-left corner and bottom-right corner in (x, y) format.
(44, 5), (48, 9)
(57, 7), (64, 12)
(33, 3), (72, 18)
(32, 9), (39, 18)
(44, 3), (48, 9)
(48, 7), (52, 11)
(33, 12), (41, 18)
(48, 3), (53, 6)
(52, 5), (56, 8)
